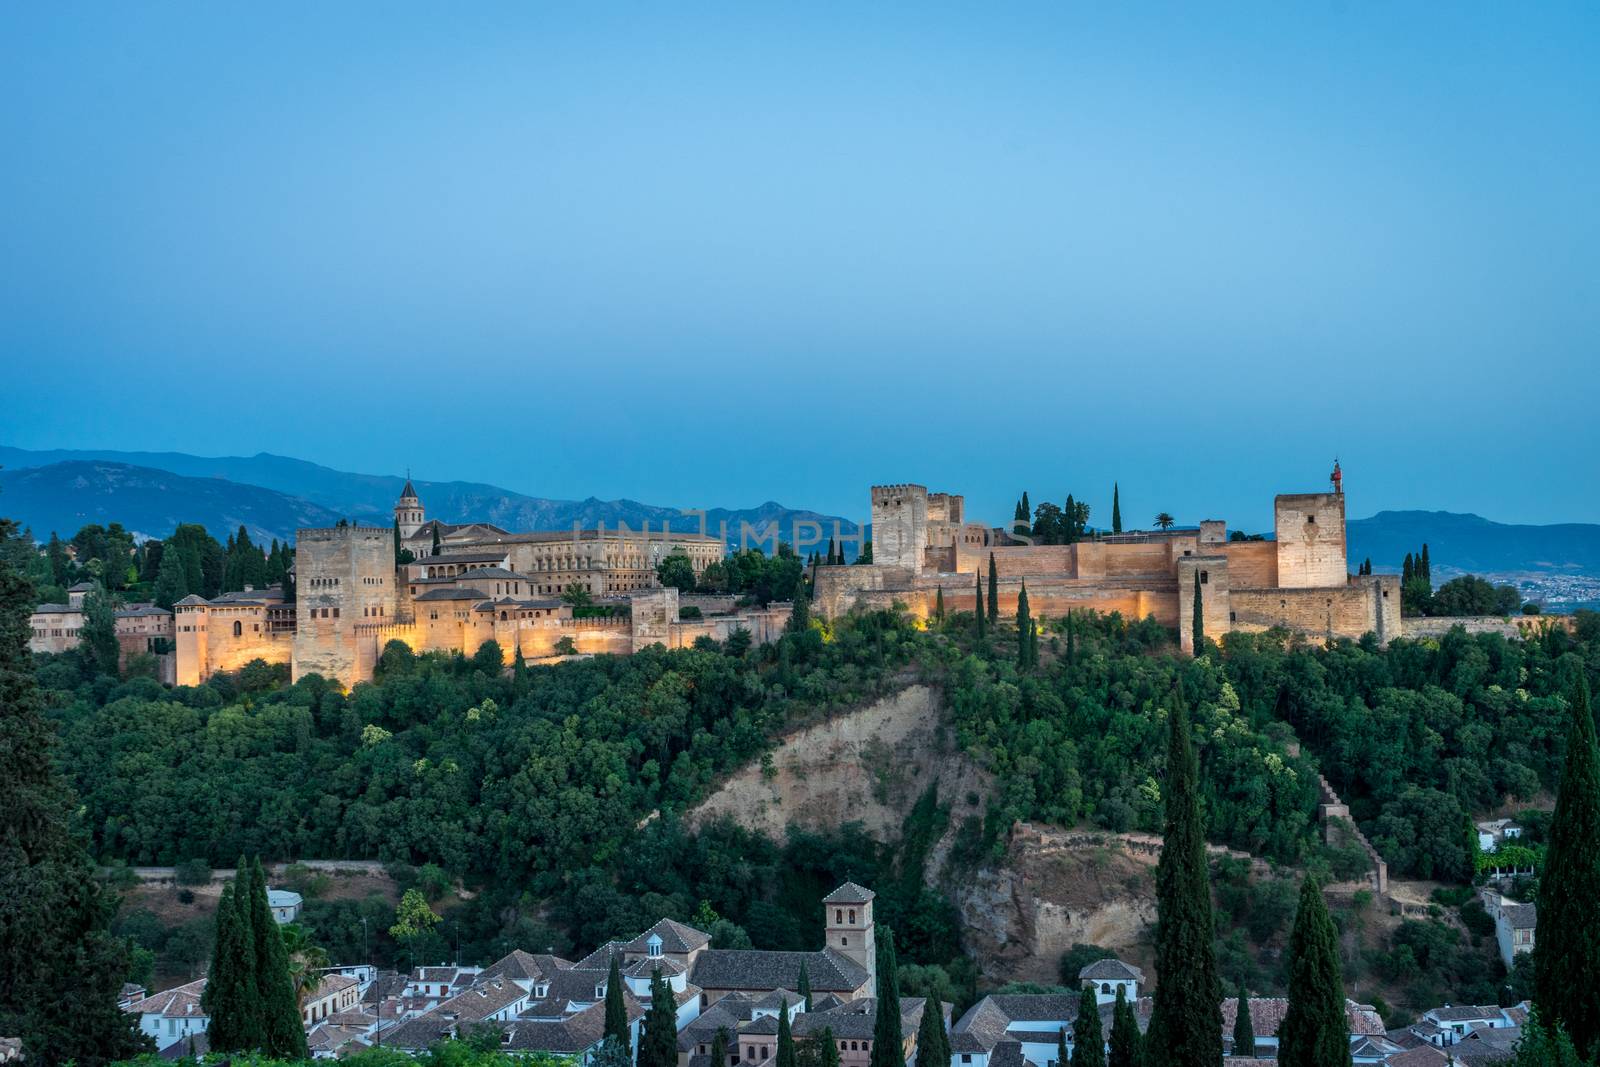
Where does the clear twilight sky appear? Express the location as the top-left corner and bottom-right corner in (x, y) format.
(2, 4), (1597, 531)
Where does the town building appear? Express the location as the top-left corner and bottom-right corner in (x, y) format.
(1479, 892), (1536, 969)
(815, 469), (1403, 651)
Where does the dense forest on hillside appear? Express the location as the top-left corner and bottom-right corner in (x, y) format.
(25, 539), (1600, 1013)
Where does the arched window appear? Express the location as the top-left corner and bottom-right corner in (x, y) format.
(232, 621), (242, 637)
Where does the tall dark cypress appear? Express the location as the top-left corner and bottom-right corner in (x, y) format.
(869, 927), (902, 1067)
(798, 961), (812, 1011)
(1231, 982), (1254, 1057)
(1191, 571), (1204, 656)
(431, 524), (442, 557)
(1071, 985), (1105, 1067)
(604, 955), (631, 1055)
(1420, 543), (1431, 581)
(1112, 484), (1122, 535)
(790, 574), (810, 633)
(987, 554), (998, 625)
(1108, 986), (1141, 1067)
(203, 875), (263, 1052)
(0, 519), (150, 1066)
(1402, 553), (1413, 583)
(249, 858), (307, 1058)
(974, 572), (986, 639)
(916, 990), (949, 1067)
(1536, 668), (1600, 1057)
(1016, 581), (1033, 669)
(775, 993), (797, 1067)
(934, 587), (945, 624)
(1146, 696), (1222, 1067)
(641, 968), (679, 1067)
(1278, 879), (1351, 1067)
(709, 1028), (730, 1067)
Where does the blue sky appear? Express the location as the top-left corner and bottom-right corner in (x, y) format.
(3, 3), (1597, 530)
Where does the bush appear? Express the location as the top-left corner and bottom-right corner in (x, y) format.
(174, 858), (212, 886)
(1057, 943), (1116, 985)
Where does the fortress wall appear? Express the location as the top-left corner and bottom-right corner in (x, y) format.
(1402, 616), (1525, 640)
(1229, 575), (1396, 644)
(987, 546), (1078, 578)
(1102, 540), (1183, 578)
(909, 574), (1178, 626)
(813, 564), (918, 617)
(1221, 540), (1278, 587)
(1275, 493), (1348, 588)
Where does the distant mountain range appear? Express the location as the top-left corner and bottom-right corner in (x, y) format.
(1347, 510), (1600, 577)
(2, 446), (1598, 579)
(0, 447), (861, 552)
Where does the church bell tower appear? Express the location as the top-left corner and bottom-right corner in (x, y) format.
(395, 476), (425, 540)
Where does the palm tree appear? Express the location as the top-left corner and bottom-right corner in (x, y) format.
(1154, 512), (1176, 530)
(279, 924), (331, 1010)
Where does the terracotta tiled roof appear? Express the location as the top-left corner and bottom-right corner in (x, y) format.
(1079, 959), (1143, 983)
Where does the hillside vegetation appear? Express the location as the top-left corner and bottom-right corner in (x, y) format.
(33, 591), (1600, 1013)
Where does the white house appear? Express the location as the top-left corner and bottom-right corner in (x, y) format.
(267, 888), (304, 924)
(1078, 959), (1142, 1006)
(1480, 892), (1537, 969)
(1421, 1004), (1525, 1045)
(125, 979), (209, 1050)
(1475, 819), (1523, 854)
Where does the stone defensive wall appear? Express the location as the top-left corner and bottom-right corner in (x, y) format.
(1401, 615), (1536, 640)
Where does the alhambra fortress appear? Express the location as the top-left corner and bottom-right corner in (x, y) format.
(815, 472), (1402, 655)
(46, 469), (1549, 689)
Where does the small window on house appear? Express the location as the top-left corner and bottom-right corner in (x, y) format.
(1199, 571), (1208, 584)
(841, 936), (848, 946)
(233, 621), (242, 637)
(849, 909), (856, 924)
(1229, 611), (1236, 622)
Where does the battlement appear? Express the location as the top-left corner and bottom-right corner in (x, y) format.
(298, 525), (389, 541)
(870, 483), (928, 499)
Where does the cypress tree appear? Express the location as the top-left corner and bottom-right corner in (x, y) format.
(1145, 696), (1222, 1067)
(202, 876), (264, 1052)
(1017, 581), (1033, 669)
(641, 967), (679, 1067)
(709, 1027), (730, 1067)
(775, 993), (797, 1067)
(1191, 571), (1204, 657)
(0, 516), (149, 1067)
(1231, 982), (1254, 1057)
(974, 572), (985, 639)
(916, 989), (949, 1067)
(1278, 879), (1351, 1067)
(1536, 668), (1600, 1057)
(1057, 1026), (1069, 1067)
(604, 955), (631, 1055)
(1420, 543), (1431, 581)
(798, 960), (812, 1011)
(934, 587), (945, 624)
(431, 524), (442, 557)
(249, 858), (307, 1058)
(1402, 553), (1413, 583)
(1071, 985), (1105, 1067)
(1112, 484), (1122, 535)
(818, 1027), (840, 1067)
(1108, 986), (1141, 1067)
(987, 554), (998, 625)
(869, 927), (902, 1067)
(790, 574), (810, 633)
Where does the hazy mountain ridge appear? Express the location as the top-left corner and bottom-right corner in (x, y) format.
(0, 447), (859, 550)
(1347, 509), (1600, 576)
(0, 461), (344, 544)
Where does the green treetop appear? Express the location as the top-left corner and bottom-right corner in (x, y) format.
(604, 955), (631, 1056)
(1108, 986), (1141, 1067)
(1231, 982), (1254, 1058)
(869, 927), (902, 1067)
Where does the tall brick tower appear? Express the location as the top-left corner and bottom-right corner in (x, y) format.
(291, 524), (395, 686)
(823, 882), (877, 998)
